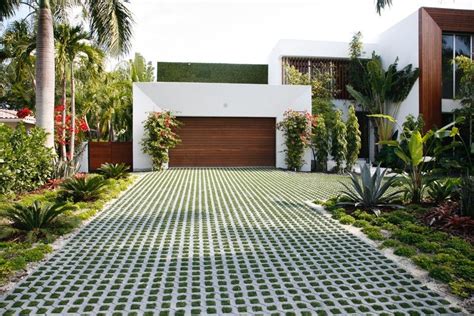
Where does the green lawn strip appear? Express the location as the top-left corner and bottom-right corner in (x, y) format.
(321, 199), (474, 299)
(0, 176), (137, 286)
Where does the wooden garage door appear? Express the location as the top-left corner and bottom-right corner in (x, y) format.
(169, 117), (276, 167)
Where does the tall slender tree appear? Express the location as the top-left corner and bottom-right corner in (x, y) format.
(0, 0), (134, 147)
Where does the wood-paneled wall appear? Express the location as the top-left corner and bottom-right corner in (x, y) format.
(88, 142), (133, 171)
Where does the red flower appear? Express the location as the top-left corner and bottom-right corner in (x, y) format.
(55, 105), (65, 112)
(16, 108), (32, 119)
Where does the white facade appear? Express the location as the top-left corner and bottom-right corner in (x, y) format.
(133, 82), (312, 171)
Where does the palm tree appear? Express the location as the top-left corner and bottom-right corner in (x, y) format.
(55, 23), (103, 160)
(376, 0), (392, 15)
(0, 0), (133, 148)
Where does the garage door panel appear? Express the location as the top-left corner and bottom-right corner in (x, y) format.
(169, 117), (276, 167)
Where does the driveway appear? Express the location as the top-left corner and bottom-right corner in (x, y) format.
(0, 169), (460, 315)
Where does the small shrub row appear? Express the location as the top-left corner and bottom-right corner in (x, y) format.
(321, 197), (474, 298)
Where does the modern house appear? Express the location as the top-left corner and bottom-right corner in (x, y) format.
(132, 7), (474, 171)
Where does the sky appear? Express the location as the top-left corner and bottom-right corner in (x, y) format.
(4, 0), (474, 67)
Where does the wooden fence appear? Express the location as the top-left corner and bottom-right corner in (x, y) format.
(88, 142), (133, 171)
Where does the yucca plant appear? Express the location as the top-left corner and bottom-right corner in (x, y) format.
(3, 201), (75, 231)
(338, 163), (403, 210)
(60, 175), (107, 202)
(97, 163), (130, 180)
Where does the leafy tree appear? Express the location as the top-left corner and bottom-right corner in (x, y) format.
(346, 105), (361, 171)
(129, 53), (155, 82)
(346, 53), (419, 143)
(312, 114), (329, 172)
(330, 110), (347, 173)
(0, 0), (134, 147)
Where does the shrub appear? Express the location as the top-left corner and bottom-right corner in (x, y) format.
(381, 239), (400, 248)
(393, 230), (425, 245)
(428, 266), (454, 283)
(384, 211), (415, 225)
(0, 124), (54, 194)
(60, 175), (107, 202)
(416, 241), (441, 253)
(449, 280), (474, 298)
(277, 110), (312, 171)
(362, 226), (384, 240)
(3, 201), (75, 231)
(460, 176), (474, 217)
(345, 105), (361, 172)
(426, 178), (460, 203)
(330, 110), (347, 173)
(338, 163), (402, 210)
(312, 114), (329, 172)
(393, 246), (417, 257)
(141, 111), (181, 170)
(412, 254), (435, 270)
(353, 220), (371, 228)
(339, 215), (355, 225)
(98, 163), (130, 180)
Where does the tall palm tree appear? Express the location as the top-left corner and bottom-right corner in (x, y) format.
(0, 0), (133, 148)
(55, 23), (103, 160)
(376, 0), (392, 15)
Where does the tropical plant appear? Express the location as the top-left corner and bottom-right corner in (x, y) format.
(3, 201), (75, 231)
(376, 114), (460, 204)
(60, 175), (107, 202)
(346, 53), (419, 143)
(277, 109), (313, 171)
(51, 156), (80, 179)
(345, 105), (361, 171)
(376, 0), (392, 14)
(141, 111), (182, 170)
(98, 162), (130, 180)
(338, 163), (402, 210)
(426, 178), (460, 203)
(311, 114), (329, 172)
(460, 176), (474, 217)
(0, 0), (134, 147)
(129, 52), (154, 82)
(0, 123), (54, 194)
(330, 110), (347, 173)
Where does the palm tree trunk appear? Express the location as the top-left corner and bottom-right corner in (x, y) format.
(70, 62), (76, 161)
(61, 69), (67, 161)
(35, 0), (55, 148)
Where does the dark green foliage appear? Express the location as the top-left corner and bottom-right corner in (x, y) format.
(426, 178), (460, 203)
(412, 254), (435, 270)
(460, 176), (474, 217)
(312, 114), (329, 172)
(157, 62), (268, 84)
(393, 231), (425, 245)
(98, 162), (130, 179)
(3, 201), (75, 231)
(429, 266), (454, 283)
(60, 176), (107, 202)
(345, 105), (361, 171)
(339, 215), (355, 225)
(338, 163), (402, 209)
(384, 210), (415, 225)
(393, 246), (416, 257)
(330, 110), (347, 173)
(0, 124), (54, 194)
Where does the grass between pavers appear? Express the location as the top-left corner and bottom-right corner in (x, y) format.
(317, 198), (474, 300)
(0, 176), (136, 287)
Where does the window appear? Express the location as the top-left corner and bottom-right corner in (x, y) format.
(442, 33), (473, 99)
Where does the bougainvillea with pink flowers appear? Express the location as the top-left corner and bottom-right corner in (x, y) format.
(276, 109), (313, 171)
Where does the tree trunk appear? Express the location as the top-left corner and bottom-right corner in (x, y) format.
(61, 69), (67, 161)
(35, 0), (55, 148)
(70, 62), (76, 161)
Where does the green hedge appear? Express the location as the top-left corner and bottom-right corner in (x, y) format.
(157, 62), (268, 84)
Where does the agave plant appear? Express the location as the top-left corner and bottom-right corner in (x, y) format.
(338, 163), (403, 210)
(97, 163), (130, 180)
(3, 201), (75, 231)
(60, 175), (107, 202)
(426, 178), (460, 203)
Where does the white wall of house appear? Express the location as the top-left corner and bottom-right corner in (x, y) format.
(133, 82), (312, 171)
(268, 39), (378, 86)
(377, 10), (420, 126)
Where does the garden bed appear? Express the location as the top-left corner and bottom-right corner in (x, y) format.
(307, 198), (474, 312)
(0, 175), (137, 291)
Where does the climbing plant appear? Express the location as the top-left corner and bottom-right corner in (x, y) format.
(141, 111), (181, 171)
(345, 105), (361, 171)
(277, 109), (312, 171)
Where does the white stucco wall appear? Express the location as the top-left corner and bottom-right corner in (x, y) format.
(133, 82), (312, 171)
(377, 10), (420, 127)
(268, 39), (378, 85)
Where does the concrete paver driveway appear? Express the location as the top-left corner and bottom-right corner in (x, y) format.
(0, 169), (460, 315)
